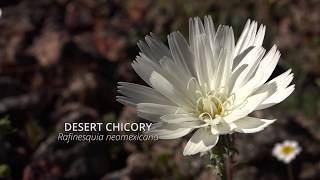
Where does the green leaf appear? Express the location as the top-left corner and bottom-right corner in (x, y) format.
(0, 164), (11, 178)
(0, 116), (11, 135)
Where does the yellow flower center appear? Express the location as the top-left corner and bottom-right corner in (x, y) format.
(196, 93), (226, 122)
(190, 82), (245, 126)
(281, 145), (294, 155)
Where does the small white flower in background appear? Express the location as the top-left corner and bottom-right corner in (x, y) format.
(272, 140), (301, 164)
(117, 15), (295, 156)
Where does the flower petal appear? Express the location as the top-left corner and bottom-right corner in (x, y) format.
(256, 85), (295, 110)
(146, 122), (193, 139)
(211, 121), (234, 135)
(183, 128), (219, 156)
(253, 24), (266, 47)
(233, 116), (275, 133)
(136, 103), (181, 122)
(138, 33), (171, 62)
(204, 15), (216, 49)
(168, 31), (196, 77)
(234, 20), (265, 56)
(211, 26), (235, 91)
(117, 82), (173, 106)
(214, 25), (235, 56)
(254, 45), (280, 87)
(189, 18), (235, 89)
(214, 49), (233, 93)
(232, 68), (266, 105)
(224, 90), (270, 123)
(231, 46), (265, 92)
(189, 17), (205, 53)
(190, 18), (213, 86)
(254, 69), (294, 110)
(160, 113), (199, 123)
(149, 71), (195, 109)
(132, 54), (163, 86)
(158, 57), (198, 102)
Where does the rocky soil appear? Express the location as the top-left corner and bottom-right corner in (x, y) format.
(0, 0), (319, 179)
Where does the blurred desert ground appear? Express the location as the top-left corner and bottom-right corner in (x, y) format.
(0, 0), (319, 179)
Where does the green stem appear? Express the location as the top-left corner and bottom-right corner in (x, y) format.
(226, 154), (233, 180)
(208, 135), (235, 180)
(218, 145), (227, 180)
(287, 163), (294, 180)
(208, 144), (226, 180)
(223, 135), (233, 180)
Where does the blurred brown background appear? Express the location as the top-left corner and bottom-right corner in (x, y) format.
(0, 0), (319, 179)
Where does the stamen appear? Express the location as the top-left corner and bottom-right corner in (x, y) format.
(204, 83), (209, 96)
(186, 77), (197, 90)
(196, 90), (203, 98)
(223, 93), (235, 107)
(224, 99), (248, 114)
(199, 112), (213, 121)
(195, 86), (247, 127)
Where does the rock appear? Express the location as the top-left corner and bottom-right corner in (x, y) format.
(28, 30), (68, 67)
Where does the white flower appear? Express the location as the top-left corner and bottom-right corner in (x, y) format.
(117, 16), (294, 155)
(272, 140), (301, 163)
